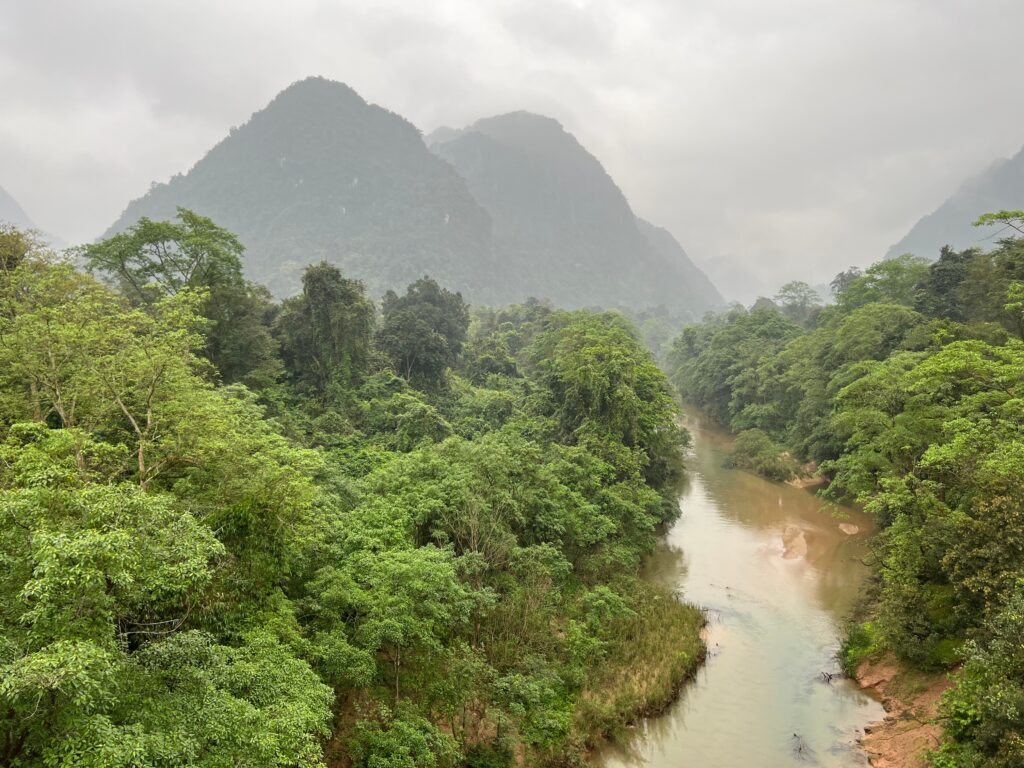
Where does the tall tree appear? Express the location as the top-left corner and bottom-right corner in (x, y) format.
(829, 267), (862, 298)
(377, 277), (469, 390)
(914, 245), (973, 321)
(80, 208), (281, 388)
(773, 280), (821, 327)
(275, 262), (375, 399)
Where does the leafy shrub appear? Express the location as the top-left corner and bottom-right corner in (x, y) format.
(724, 429), (801, 481)
(840, 621), (878, 677)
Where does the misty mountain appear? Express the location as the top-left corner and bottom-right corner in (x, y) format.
(106, 78), (721, 315)
(887, 144), (1024, 260)
(430, 112), (723, 315)
(0, 186), (35, 230)
(105, 77), (494, 298)
(636, 218), (723, 311)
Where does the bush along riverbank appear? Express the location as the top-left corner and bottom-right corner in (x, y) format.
(667, 211), (1024, 767)
(574, 582), (705, 753)
(0, 220), (705, 768)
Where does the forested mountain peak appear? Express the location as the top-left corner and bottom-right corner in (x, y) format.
(104, 77), (493, 299)
(431, 111), (723, 316)
(467, 111), (574, 147)
(253, 76), (416, 143)
(105, 78), (721, 318)
(886, 143), (1024, 259)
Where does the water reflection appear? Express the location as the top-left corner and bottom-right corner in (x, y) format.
(593, 409), (884, 768)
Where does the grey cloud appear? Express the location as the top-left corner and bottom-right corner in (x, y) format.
(2, 0), (1023, 301)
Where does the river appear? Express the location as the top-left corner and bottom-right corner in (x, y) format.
(594, 408), (884, 767)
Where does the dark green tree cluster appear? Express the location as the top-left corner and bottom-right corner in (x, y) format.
(1, 213), (701, 768)
(377, 277), (470, 390)
(667, 213), (1024, 767)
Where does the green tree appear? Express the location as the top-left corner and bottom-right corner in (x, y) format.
(349, 705), (458, 768)
(774, 280), (821, 327)
(275, 261), (375, 399)
(834, 254), (929, 311)
(973, 209), (1024, 236)
(377, 277), (470, 390)
(0, 425), (331, 767)
(81, 208), (281, 388)
(0, 225), (42, 278)
(938, 584), (1024, 767)
(0, 259), (206, 485)
(829, 266), (862, 298)
(914, 246), (973, 321)
(528, 312), (685, 492)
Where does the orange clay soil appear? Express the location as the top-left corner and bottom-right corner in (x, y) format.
(856, 655), (952, 768)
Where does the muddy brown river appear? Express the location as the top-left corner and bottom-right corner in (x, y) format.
(594, 409), (884, 767)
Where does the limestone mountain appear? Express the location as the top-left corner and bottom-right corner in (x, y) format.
(887, 144), (1024, 260)
(105, 77), (493, 298)
(636, 218), (723, 313)
(0, 186), (35, 230)
(430, 112), (723, 315)
(106, 78), (722, 315)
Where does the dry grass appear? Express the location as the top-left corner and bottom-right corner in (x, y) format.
(572, 580), (705, 747)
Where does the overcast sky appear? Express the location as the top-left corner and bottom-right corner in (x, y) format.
(3, 0), (1023, 301)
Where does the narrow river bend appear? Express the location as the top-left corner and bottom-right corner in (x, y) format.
(595, 409), (884, 767)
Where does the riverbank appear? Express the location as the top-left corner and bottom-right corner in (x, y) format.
(573, 580), (705, 754)
(855, 655), (951, 768)
(592, 409), (882, 767)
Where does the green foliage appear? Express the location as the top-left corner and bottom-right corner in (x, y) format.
(725, 429), (800, 481)
(833, 254), (930, 312)
(667, 305), (803, 426)
(0, 224), (42, 277)
(667, 211), (1024, 764)
(360, 390), (453, 452)
(275, 261), (375, 398)
(0, 219), (703, 766)
(572, 581), (704, 746)
(839, 621), (879, 677)
(973, 209), (1024, 233)
(936, 584), (1024, 767)
(774, 280), (822, 327)
(81, 207), (282, 388)
(463, 743), (515, 768)
(0, 424), (331, 767)
(377, 277), (470, 390)
(82, 207), (245, 300)
(528, 311), (686, 494)
(349, 705), (459, 768)
(0, 246), (331, 766)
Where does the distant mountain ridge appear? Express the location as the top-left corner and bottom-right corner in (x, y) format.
(0, 186), (35, 230)
(106, 77), (493, 298)
(430, 111), (722, 314)
(106, 77), (722, 316)
(635, 218), (722, 312)
(887, 145), (1024, 260)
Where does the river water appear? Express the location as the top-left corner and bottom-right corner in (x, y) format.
(595, 409), (884, 767)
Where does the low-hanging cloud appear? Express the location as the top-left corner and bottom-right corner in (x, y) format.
(3, 0), (1023, 301)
